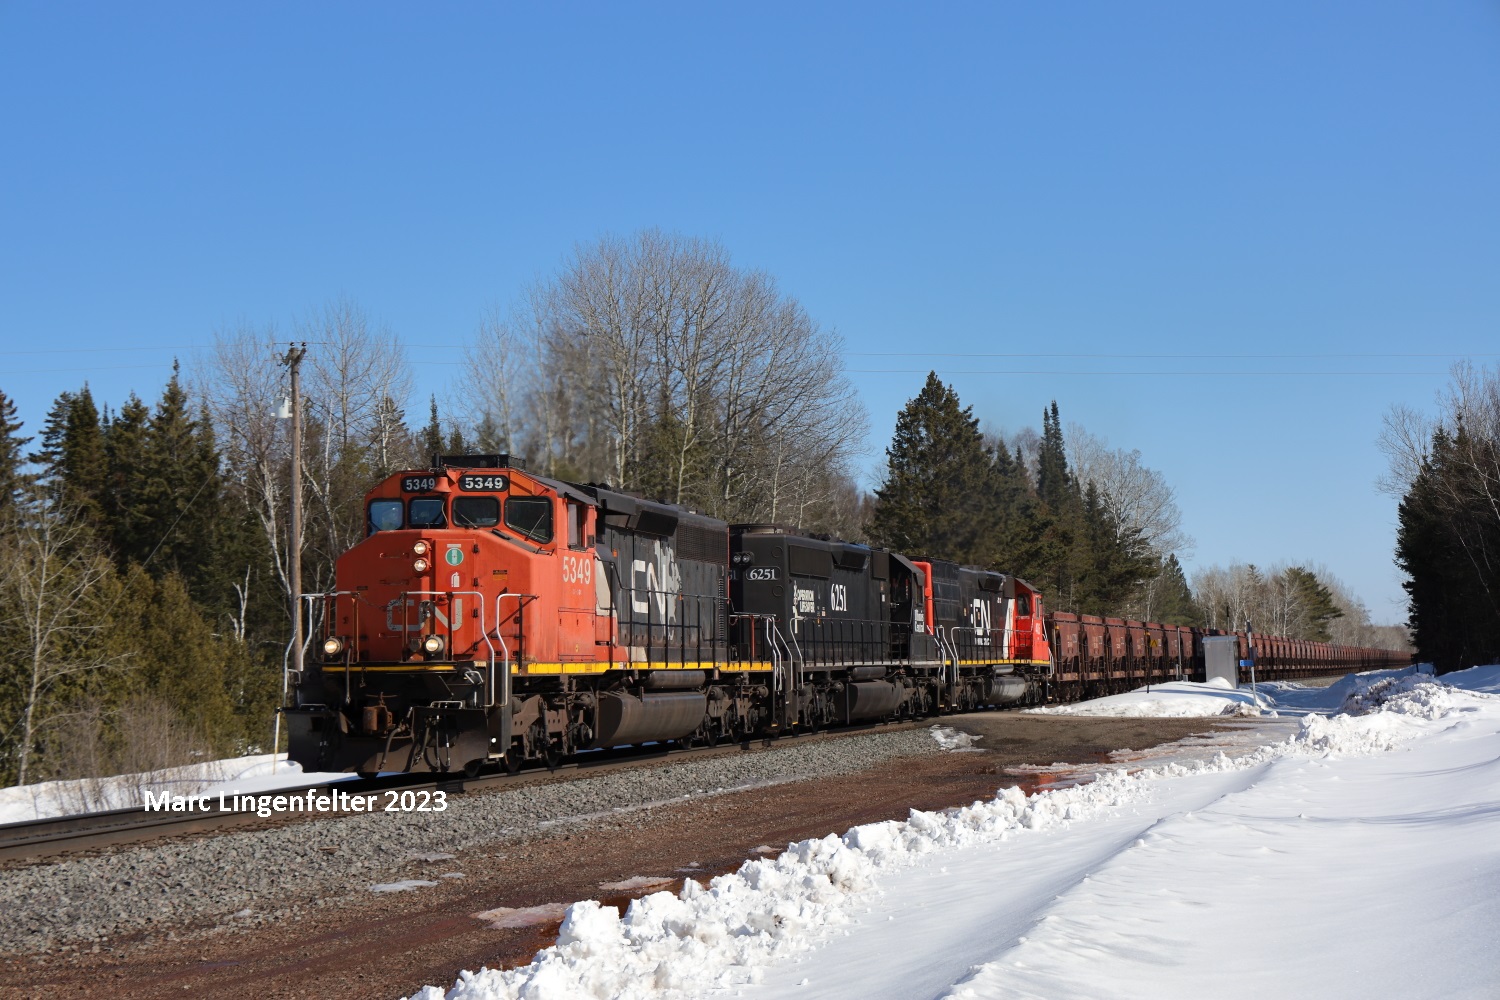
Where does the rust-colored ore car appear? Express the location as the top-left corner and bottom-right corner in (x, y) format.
(1047, 614), (1409, 702)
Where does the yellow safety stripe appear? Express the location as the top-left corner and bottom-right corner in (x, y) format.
(954, 659), (1051, 667)
(320, 664), (457, 672)
(522, 660), (773, 675)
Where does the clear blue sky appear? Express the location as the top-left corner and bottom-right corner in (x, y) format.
(2, 2), (1497, 623)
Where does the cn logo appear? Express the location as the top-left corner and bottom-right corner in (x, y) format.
(972, 598), (992, 645)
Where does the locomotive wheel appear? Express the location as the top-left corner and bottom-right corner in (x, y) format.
(544, 744), (563, 771)
(503, 749), (522, 774)
(463, 758), (485, 779)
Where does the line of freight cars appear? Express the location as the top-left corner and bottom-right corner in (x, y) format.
(285, 455), (1412, 776)
(1047, 614), (1410, 703)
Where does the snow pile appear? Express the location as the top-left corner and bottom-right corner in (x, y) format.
(1023, 678), (1261, 718)
(0, 752), (350, 824)
(406, 676), (1473, 1000)
(929, 725), (983, 751)
(474, 904), (571, 930)
(1335, 670), (1480, 720)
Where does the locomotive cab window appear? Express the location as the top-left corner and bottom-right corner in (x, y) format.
(368, 499), (404, 534)
(567, 502), (586, 550)
(1014, 594), (1031, 616)
(453, 496), (500, 528)
(505, 496), (554, 543)
(408, 497), (447, 528)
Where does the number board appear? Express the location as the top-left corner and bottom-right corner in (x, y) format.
(401, 475), (438, 493)
(458, 474), (510, 492)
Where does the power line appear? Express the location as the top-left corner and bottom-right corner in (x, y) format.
(846, 351), (1498, 360)
(3, 343), (1494, 359)
(847, 369), (1448, 377)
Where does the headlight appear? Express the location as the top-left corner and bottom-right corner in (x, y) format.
(422, 634), (445, 655)
(413, 557), (430, 573)
(322, 636), (345, 657)
(412, 540), (429, 556)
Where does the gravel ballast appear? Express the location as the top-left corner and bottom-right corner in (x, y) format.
(0, 728), (941, 955)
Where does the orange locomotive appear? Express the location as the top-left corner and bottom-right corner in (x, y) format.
(286, 455), (1055, 775)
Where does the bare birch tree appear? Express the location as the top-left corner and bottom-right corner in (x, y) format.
(298, 301), (413, 586)
(462, 306), (527, 456)
(199, 304), (414, 622)
(0, 494), (123, 784)
(497, 229), (865, 528)
(1067, 426), (1190, 557)
(199, 327), (292, 628)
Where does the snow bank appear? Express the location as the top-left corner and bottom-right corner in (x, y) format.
(1437, 662), (1500, 695)
(0, 753), (350, 824)
(1025, 665), (1448, 720)
(406, 675), (1475, 1000)
(1023, 678), (1264, 718)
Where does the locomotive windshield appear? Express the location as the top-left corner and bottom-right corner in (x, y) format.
(453, 496), (500, 528)
(408, 497), (447, 528)
(368, 499), (403, 533)
(505, 496), (553, 543)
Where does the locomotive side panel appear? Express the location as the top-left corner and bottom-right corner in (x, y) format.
(586, 487), (729, 667)
(730, 527), (889, 667)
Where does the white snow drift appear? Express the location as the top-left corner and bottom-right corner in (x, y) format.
(407, 665), (1500, 1000)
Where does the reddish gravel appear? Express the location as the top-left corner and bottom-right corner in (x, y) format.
(0, 715), (1231, 1000)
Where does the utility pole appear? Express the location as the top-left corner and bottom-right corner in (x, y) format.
(282, 344), (308, 676)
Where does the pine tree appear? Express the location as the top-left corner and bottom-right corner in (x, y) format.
(31, 386), (107, 520)
(101, 393), (151, 564)
(135, 368), (214, 574)
(1153, 554), (1199, 625)
(1030, 401), (1083, 609)
(1072, 481), (1154, 615)
(1395, 426), (1500, 670)
(0, 389), (33, 510)
(421, 395), (444, 463)
(1036, 401), (1071, 512)
(868, 372), (1001, 562)
(1282, 566), (1343, 641)
(985, 440), (1053, 584)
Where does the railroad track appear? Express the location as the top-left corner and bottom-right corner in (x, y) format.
(0, 722), (916, 863)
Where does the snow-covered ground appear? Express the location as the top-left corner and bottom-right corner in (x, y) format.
(1022, 663), (1438, 719)
(0, 753), (351, 824)
(408, 665), (1500, 1000)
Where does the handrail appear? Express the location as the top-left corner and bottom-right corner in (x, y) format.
(769, 617), (800, 727)
(491, 593), (538, 708)
(398, 589), (496, 663)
